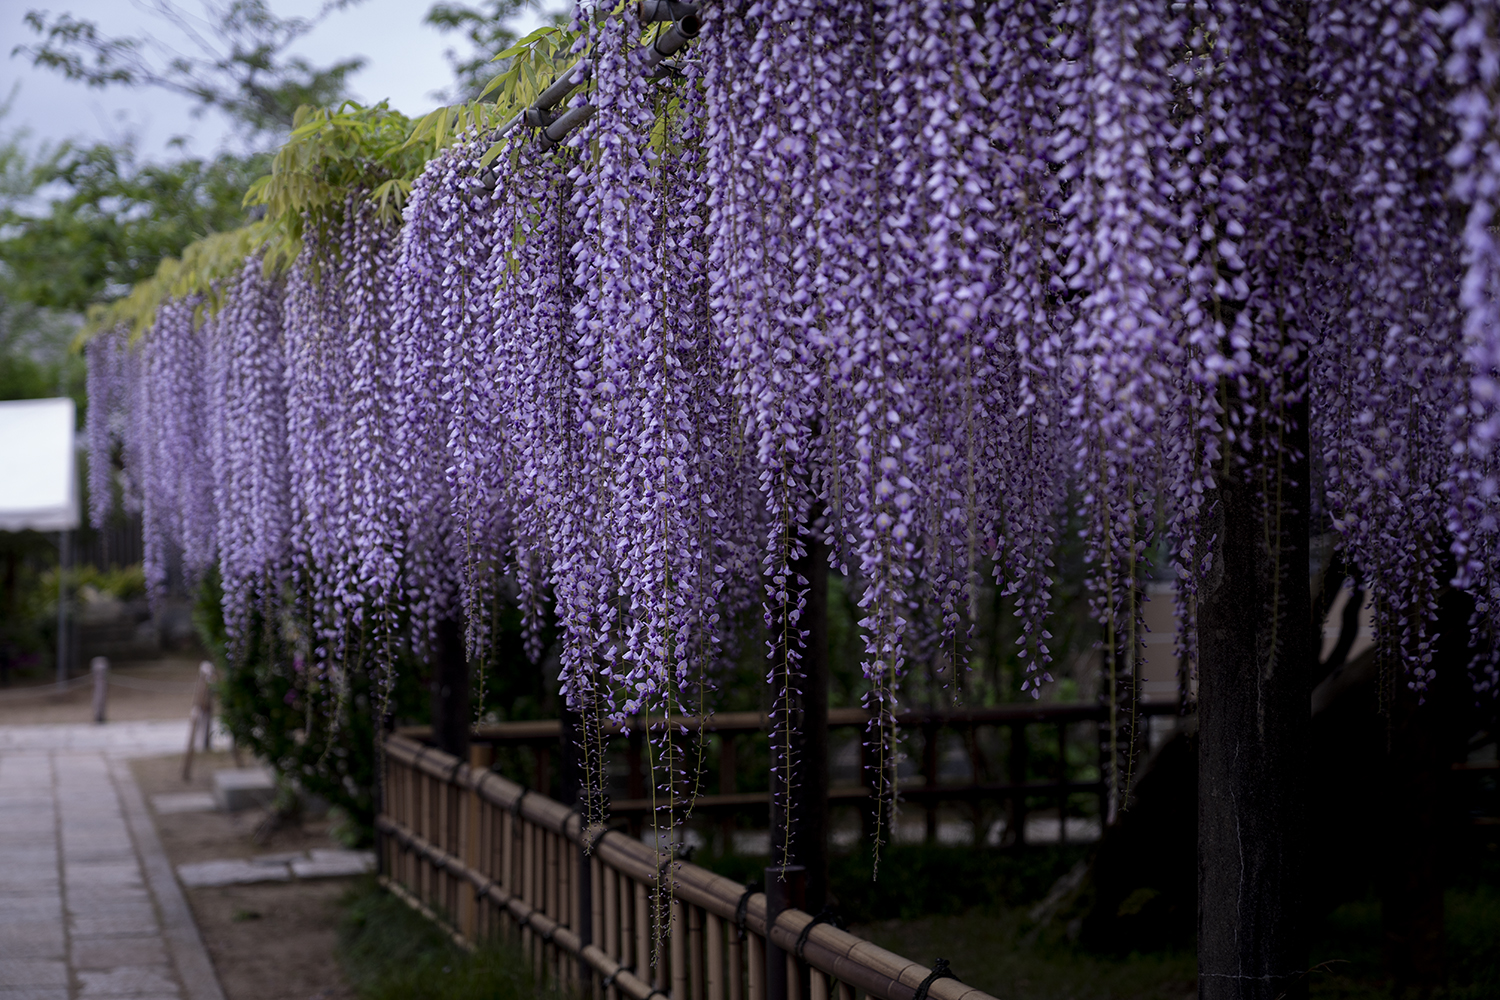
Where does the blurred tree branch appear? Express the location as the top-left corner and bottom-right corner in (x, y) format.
(15, 0), (369, 136)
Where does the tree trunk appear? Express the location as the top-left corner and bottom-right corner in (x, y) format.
(431, 614), (470, 760)
(1197, 400), (1313, 1000)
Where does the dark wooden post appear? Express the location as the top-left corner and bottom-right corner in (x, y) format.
(922, 721), (939, 843)
(1197, 398), (1312, 1000)
(431, 615), (470, 760)
(719, 732), (738, 853)
(769, 516), (828, 912)
(796, 526), (830, 912)
(1056, 722), (1069, 845)
(1008, 721), (1028, 846)
(560, 707), (593, 977)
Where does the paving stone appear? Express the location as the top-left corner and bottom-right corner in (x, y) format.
(0, 899), (63, 920)
(0, 961), (67, 989)
(292, 849), (376, 879)
(0, 925), (65, 958)
(76, 966), (180, 997)
(68, 914), (160, 938)
(65, 888), (154, 914)
(148, 793), (216, 815)
(0, 989), (69, 1000)
(64, 862), (144, 888)
(71, 936), (169, 970)
(175, 858), (290, 887)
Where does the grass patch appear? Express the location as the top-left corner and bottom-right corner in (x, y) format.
(336, 877), (541, 1000)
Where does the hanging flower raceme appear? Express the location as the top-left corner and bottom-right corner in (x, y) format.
(84, 326), (130, 532)
(1310, 0), (1464, 689)
(205, 256), (293, 655)
(1445, 0), (1500, 695)
(283, 195), (405, 681)
(132, 298), (217, 603)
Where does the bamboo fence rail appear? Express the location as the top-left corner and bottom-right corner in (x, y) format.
(379, 731), (999, 1000)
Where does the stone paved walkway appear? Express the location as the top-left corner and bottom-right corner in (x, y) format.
(0, 722), (224, 1000)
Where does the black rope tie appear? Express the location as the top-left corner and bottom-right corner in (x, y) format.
(601, 965), (633, 990)
(912, 959), (958, 1000)
(510, 788), (529, 820)
(794, 904), (844, 960)
(734, 881), (761, 941)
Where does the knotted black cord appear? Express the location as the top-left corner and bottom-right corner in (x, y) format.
(794, 904), (844, 960)
(912, 959), (958, 1000)
(734, 881), (761, 941)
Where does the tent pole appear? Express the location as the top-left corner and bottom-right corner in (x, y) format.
(56, 529), (70, 689)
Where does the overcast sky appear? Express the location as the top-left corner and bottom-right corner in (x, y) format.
(2, 0), (548, 161)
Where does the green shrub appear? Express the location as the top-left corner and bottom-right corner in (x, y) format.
(194, 569), (428, 839)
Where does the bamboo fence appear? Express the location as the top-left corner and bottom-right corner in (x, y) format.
(379, 731), (999, 1000)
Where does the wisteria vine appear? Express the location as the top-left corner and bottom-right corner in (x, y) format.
(87, 0), (1500, 868)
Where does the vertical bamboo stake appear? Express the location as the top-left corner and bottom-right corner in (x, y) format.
(728, 924), (743, 1000)
(604, 867), (619, 1000)
(748, 935), (765, 1000)
(591, 855), (605, 1000)
(419, 771), (432, 904)
(810, 972), (828, 1000)
(671, 899), (688, 1000)
(788, 959), (803, 1000)
(706, 911), (724, 1000)
(836, 982), (855, 1000)
(634, 879), (650, 988)
(522, 819), (535, 966)
(689, 905), (705, 1000)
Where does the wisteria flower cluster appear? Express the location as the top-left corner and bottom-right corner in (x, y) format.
(87, 0), (1500, 846)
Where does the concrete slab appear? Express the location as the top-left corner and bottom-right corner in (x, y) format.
(210, 768), (274, 812)
(148, 793), (216, 816)
(291, 850), (376, 879)
(174, 859), (290, 888)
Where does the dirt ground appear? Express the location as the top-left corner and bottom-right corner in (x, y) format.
(0, 656), (204, 724)
(130, 751), (359, 1000)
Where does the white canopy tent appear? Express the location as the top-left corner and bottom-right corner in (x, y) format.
(0, 397), (80, 687)
(0, 397), (80, 532)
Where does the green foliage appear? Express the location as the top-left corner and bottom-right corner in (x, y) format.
(0, 139), (265, 316)
(17, 1), (367, 138)
(246, 102), (424, 244)
(337, 877), (539, 1000)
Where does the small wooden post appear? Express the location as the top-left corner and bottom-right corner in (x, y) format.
(90, 656), (108, 724)
(181, 661), (216, 781)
